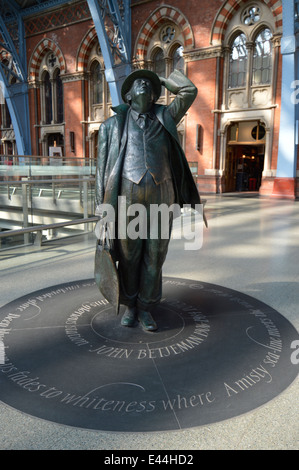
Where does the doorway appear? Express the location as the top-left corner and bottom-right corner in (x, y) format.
(225, 144), (264, 192)
(47, 133), (64, 156)
(224, 121), (266, 192)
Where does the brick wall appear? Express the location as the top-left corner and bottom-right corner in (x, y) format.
(19, 0), (285, 195)
(187, 58), (217, 173)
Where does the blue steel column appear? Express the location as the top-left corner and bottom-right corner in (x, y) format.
(87, 0), (131, 106)
(276, 1), (297, 181)
(0, 3), (31, 155)
(0, 81), (31, 157)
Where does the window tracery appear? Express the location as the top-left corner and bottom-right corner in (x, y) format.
(145, 21), (185, 105)
(40, 51), (64, 125)
(242, 5), (261, 26)
(161, 25), (176, 44)
(223, 1), (276, 110)
(228, 33), (248, 88)
(87, 45), (111, 122)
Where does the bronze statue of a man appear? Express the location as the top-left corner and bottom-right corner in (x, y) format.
(95, 69), (201, 331)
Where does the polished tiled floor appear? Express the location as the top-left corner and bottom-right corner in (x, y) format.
(0, 194), (298, 449)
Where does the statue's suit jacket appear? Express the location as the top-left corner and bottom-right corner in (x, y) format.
(95, 69), (201, 240)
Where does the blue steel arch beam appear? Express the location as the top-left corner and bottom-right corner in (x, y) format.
(0, 0), (31, 155)
(276, 0), (297, 180)
(87, 0), (131, 106)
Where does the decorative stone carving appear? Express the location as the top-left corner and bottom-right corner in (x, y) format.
(228, 90), (246, 109)
(251, 87), (271, 107)
(92, 105), (104, 121)
(2, 129), (15, 141)
(184, 46), (223, 63)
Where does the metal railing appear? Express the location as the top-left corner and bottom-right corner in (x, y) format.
(0, 176), (95, 199)
(0, 154), (96, 178)
(0, 155), (97, 249)
(0, 216), (98, 247)
(0, 154), (96, 190)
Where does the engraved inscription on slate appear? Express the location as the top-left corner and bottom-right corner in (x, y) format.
(0, 278), (298, 432)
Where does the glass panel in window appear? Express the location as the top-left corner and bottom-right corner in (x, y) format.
(4, 102), (11, 128)
(92, 62), (103, 105)
(228, 33), (248, 88)
(106, 80), (111, 103)
(54, 70), (64, 123)
(44, 71), (52, 124)
(153, 49), (165, 96)
(172, 45), (184, 73)
(252, 28), (272, 85)
(153, 49), (165, 77)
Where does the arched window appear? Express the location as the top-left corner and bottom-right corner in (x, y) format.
(4, 102), (11, 128)
(38, 50), (65, 126)
(153, 48), (165, 97)
(54, 69), (64, 123)
(223, 2), (276, 110)
(252, 28), (273, 85)
(107, 82), (111, 103)
(40, 57), (64, 125)
(153, 48), (166, 78)
(91, 60), (103, 105)
(33, 47), (65, 156)
(171, 45), (184, 73)
(44, 71), (52, 124)
(139, 15), (190, 150)
(85, 41), (111, 160)
(88, 56), (111, 122)
(143, 19), (186, 104)
(42, 68), (64, 124)
(228, 33), (248, 88)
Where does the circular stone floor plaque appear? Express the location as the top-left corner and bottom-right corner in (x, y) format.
(0, 277), (298, 432)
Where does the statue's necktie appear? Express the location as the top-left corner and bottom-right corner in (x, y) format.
(138, 114), (147, 130)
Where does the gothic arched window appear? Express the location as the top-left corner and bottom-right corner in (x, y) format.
(91, 60), (103, 105)
(153, 48), (165, 96)
(223, 2), (276, 109)
(153, 48), (166, 78)
(252, 28), (273, 85)
(43, 71), (52, 124)
(228, 33), (248, 88)
(171, 45), (184, 73)
(54, 69), (64, 123)
(144, 19), (186, 104)
(4, 102), (11, 128)
(41, 52), (64, 125)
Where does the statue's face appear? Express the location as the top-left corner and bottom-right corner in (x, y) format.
(128, 78), (154, 104)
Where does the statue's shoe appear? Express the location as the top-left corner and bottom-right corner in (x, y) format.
(138, 309), (158, 331)
(121, 307), (137, 327)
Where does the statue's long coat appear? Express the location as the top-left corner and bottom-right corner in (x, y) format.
(95, 70), (201, 241)
(94, 71), (203, 309)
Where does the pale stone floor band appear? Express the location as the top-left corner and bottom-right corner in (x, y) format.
(0, 194), (298, 449)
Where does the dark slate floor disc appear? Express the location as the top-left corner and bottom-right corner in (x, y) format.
(0, 277), (298, 432)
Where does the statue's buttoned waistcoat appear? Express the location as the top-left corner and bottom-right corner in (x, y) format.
(122, 110), (172, 185)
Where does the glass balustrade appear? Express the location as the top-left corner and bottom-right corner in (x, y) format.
(0, 155), (96, 249)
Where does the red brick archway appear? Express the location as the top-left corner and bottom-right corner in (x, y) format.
(210, 0), (282, 44)
(76, 26), (116, 72)
(28, 39), (66, 81)
(76, 28), (98, 72)
(134, 5), (194, 61)
(29, 38), (66, 80)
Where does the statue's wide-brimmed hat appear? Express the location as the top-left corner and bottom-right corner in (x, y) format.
(121, 69), (161, 103)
